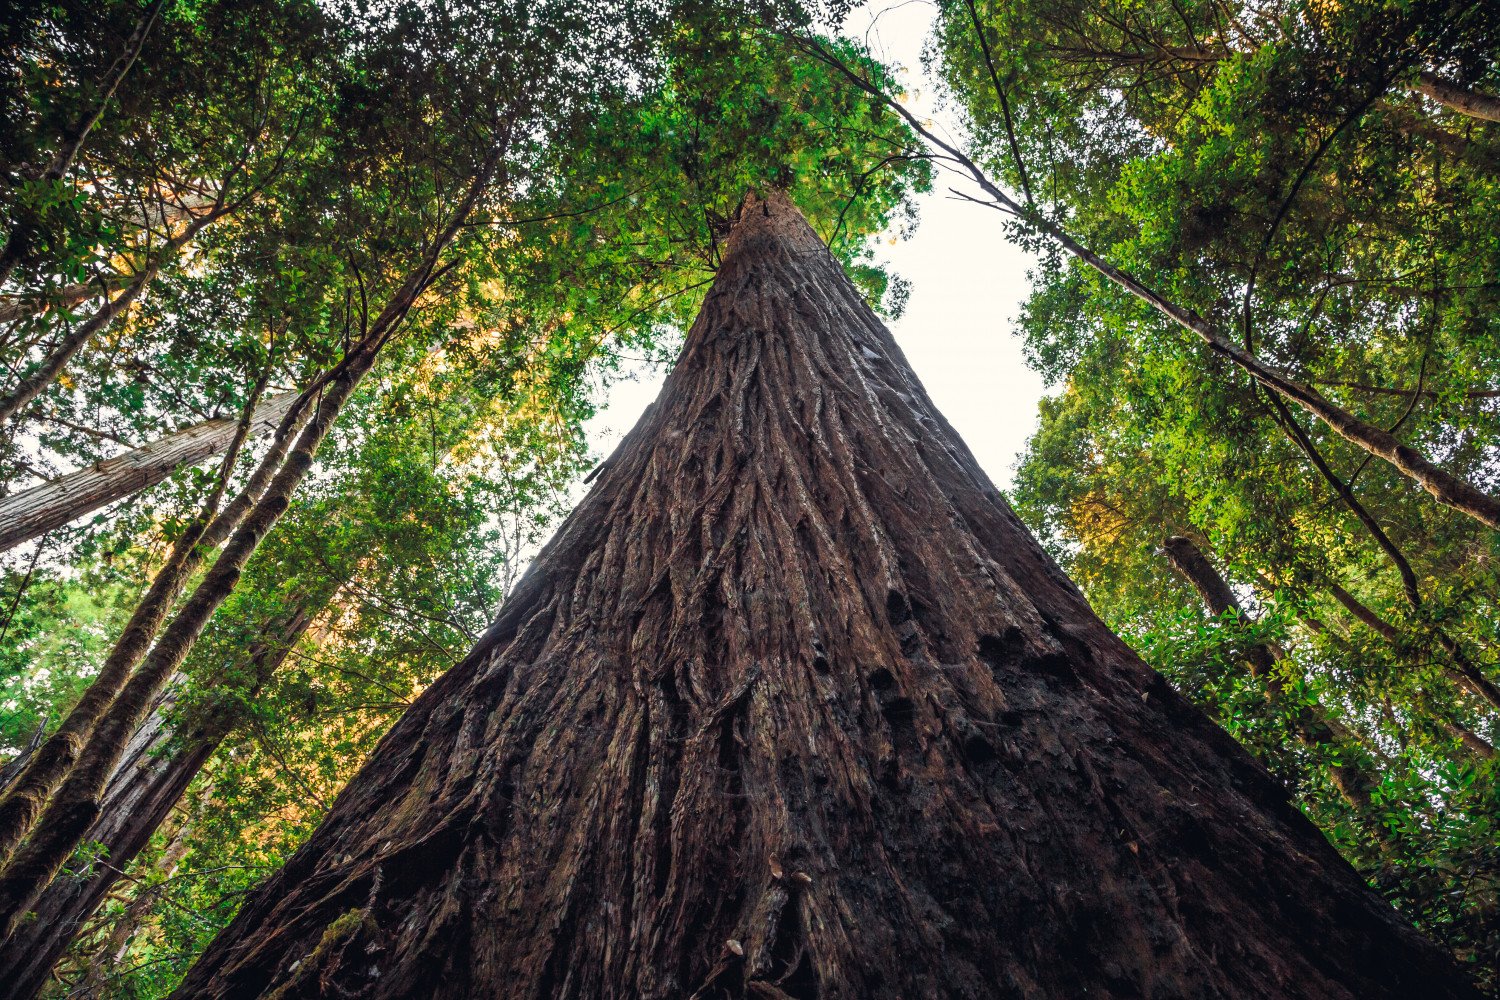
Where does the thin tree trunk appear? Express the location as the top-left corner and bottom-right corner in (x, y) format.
(0, 196), (231, 429)
(71, 802), (196, 1000)
(0, 147), (503, 937)
(0, 388), (304, 867)
(0, 390), (298, 553)
(1412, 70), (1500, 123)
(0, 0), (170, 287)
(805, 41), (1500, 532)
(170, 191), (1477, 1000)
(0, 268), (155, 426)
(1160, 536), (1383, 819)
(1324, 580), (1500, 710)
(0, 599), (322, 1000)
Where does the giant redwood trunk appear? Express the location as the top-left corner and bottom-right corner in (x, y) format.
(170, 192), (1477, 999)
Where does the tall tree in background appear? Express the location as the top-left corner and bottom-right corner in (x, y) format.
(171, 191), (1476, 999)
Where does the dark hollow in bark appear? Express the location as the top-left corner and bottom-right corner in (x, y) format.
(172, 192), (1478, 999)
(0, 390), (299, 554)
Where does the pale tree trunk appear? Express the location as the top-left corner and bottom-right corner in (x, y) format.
(71, 805), (196, 1000)
(0, 198), (232, 429)
(0, 390), (298, 553)
(0, 274), (126, 327)
(1413, 71), (1500, 122)
(0, 597), (322, 1000)
(1159, 536), (1383, 820)
(0, 270), (154, 426)
(0, 145), (504, 937)
(171, 192), (1477, 1000)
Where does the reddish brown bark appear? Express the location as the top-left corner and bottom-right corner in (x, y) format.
(170, 193), (1476, 999)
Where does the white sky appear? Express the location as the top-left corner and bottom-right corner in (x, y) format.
(582, 1), (1044, 491)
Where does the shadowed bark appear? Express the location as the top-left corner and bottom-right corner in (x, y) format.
(171, 192), (1477, 1000)
(0, 390), (299, 554)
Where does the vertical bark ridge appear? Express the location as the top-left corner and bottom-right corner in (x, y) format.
(170, 191), (1477, 999)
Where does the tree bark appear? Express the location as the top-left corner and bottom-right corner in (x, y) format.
(1159, 536), (1382, 820)
(1413, 71), (1500, 123)
(0, 598), (322, 1000)
(0, 269), (156, 426)
(170, 192), (1477, 1000)
(0, 390), (298, 553)
(0, 274), (126, 327)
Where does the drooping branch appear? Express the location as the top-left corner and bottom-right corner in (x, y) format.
(794, 35), (1500, 532)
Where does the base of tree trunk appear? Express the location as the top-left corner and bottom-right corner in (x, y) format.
(170, 192), (1478, 1000)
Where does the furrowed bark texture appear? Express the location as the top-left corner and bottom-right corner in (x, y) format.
(0, 390), (298, 554)
(0, 688), (210, 997)
(173, 192), (1476, 1000)
(0, 600), (320, 1000)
